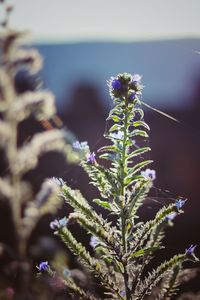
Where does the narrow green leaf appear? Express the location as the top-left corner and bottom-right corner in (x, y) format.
(131, 246), (161, 258)
(109, 124), (122, 132)
(129, 129), (149, 138)
(110, 115), (123, 122)
(99, 153), (117, 162)
(127, 160), (153, 177)
(124, 175), (145, 186)
(133, 120), (150, 131)
(98, 145), (119, 153)
(93, 199), (113, 211)
(127, 147), (151, 160)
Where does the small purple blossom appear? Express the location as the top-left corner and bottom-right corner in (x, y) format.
(129, 91), (136, 100)
(165, 212), (177, 221)
(131, 74), (142, 83)
(37, 261), (49, 272)
(111, 79), (122, 90)
(186, 244), (197, 255)
(90, 236), (99, 248)
(141, 169), (156, 181)
(59, 217), (68, 227)
(73, 141), (89, 151)
(50, 217), (68, 230)
(73, 141), (81, 149)
(175, 198), (187, 210)
(87, 152), (96, 164)
(120, 290), (126, 297)
(52, 177), (65, 187)
(63, 268), (71, 277)
(50, 219), (60, 230)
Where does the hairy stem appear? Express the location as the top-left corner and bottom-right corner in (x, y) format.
(4, 64), (24, 257)
(120, 101), (131, 300)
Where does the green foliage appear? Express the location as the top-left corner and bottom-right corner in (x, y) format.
(48, 74), (198, 300)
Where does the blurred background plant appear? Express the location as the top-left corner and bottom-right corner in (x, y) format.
(0, 1), (82, 299)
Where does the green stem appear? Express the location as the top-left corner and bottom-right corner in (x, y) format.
(120, 102), (131, 300)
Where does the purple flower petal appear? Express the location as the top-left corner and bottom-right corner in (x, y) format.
(175, 199), (187, 210)
(50, 217), (68, 230)
(166, 212), (177, 221)
(111, 79), (122, 90)
(186, 244), (197, 255)
(141, 169), (156, 181)
(87, 152), (96, 164)
(131, 74), (142, 83)
(37, 261), (49, 271)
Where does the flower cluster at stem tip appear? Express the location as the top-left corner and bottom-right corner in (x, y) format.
(108, 72), (143, 100)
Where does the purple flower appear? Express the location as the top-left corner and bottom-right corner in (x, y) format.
(52, 177), (65, 187)
(120, 290), (126, 297)
(111, 79), (122, 90)
(141, 169), (156, 181)
(175, 198), (187, 210)
(72, 141), (81, 149)
(63, 268), (71, 277)
(73, 141), (89, 151)
(129, 91), (136, 100)
(165, 212), (177, 221)
(90, 236), (99, 248)
(37, 261), (49, 272)
(131, 74), (142, 83)
(50, 219), (60, 230)
(87, 152), (96, 164)
(50, 217), (68, 230)
(186, 244), (197, 255)
(59, 217), (68, 227)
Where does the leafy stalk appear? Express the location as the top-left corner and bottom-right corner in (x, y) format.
(49, 73), (198, 299)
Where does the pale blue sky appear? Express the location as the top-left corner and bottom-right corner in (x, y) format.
(10, 0), (200, 42)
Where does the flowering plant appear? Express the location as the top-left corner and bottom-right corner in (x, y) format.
(41, 73), (199, 299)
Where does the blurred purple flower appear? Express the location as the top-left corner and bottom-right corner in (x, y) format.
(63, 267), (71, 277)
(52, 177), (64, 187)
(50, 219), (60, 230)
(37, 261), (49, 272)
(129, 91), (136, 100)
(186, 244), (197, 255)
(166, 212), (177, 221)
(59, 217), (68, 227)
(87, 152), (96, 164)
(50, 217), (68, 230)
(90, 236), (99, 248)
(131, 74), (142, 83)
(73, 141), (89, 151)
(111, 79), (122, 90)
(175, 198), (186, 210)
(141, 168), (156, 181)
